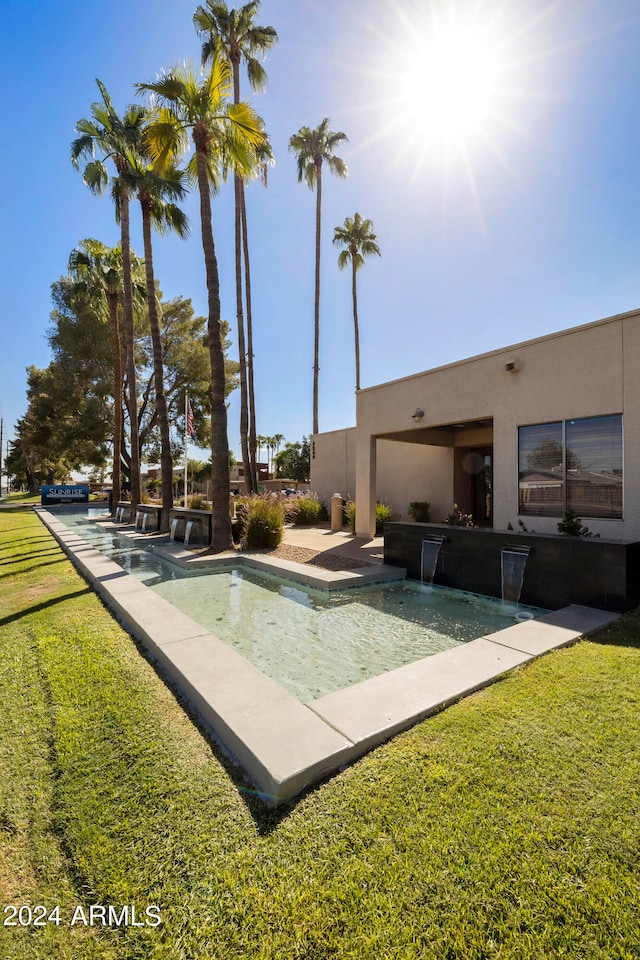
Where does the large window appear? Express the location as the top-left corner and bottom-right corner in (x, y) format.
(518, 422), (564, 516)
(519, 415), (622, 519)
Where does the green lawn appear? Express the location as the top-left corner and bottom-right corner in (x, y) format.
(0, 505), (638, 959)
(0, 492), (41, 505)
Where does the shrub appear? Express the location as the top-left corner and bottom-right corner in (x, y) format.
(343, 501), (396, 535)
(408, 501), (431, 523)
(557, 509), (595, 537)
(344, 500), (356, 533)
(443, 504), (474, 527)
(186, 494), (211, 511)
(375, 502), (396, 534)
(243, 496), (284, 550)
(288, 494), (325, 526)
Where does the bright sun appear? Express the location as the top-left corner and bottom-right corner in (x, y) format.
(401, 18), (504, 146)
(364, 0), (530, 175)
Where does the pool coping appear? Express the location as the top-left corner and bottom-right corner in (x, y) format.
(36, 508), (620, 805)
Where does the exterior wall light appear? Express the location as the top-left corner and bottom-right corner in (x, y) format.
(412, 408), (425, 422)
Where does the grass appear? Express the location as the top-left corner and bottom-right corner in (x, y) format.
(0, 491), (41, 504)
(0, 505), (638, 959)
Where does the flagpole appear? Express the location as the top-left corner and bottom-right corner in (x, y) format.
(184, 391), (188, 506)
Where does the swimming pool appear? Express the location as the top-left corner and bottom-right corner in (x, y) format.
(59, 508), (542, 702)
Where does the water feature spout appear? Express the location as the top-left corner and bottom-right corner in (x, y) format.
(501, 546), (531, 605)
(170, 517), (180, 543)
(421, 537), (446, 584)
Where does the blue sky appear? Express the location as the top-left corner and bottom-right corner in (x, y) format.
(2, 0), (640, 468)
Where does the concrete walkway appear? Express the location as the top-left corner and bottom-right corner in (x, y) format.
(35, 507), (620, 806)
(282, 523), (385, 565)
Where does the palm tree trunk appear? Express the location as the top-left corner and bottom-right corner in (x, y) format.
(119, 187), (142, 514)
(141, 201), (173, 532)
(194, 136), (233, 551)
(107, 292), (123, 509)
(352, 255), (360, 392)
(230, 55), (253, 495)
(313, 163), (322, 436)
(235, 173), (252, 494)
(241, 187), (258, 493)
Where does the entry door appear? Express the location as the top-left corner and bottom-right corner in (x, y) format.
(472, 448), (493, 526)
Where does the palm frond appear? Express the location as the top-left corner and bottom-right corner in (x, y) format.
(155, 202), (190, 240)
(245, 56), (268, 93)
(143, 110), (189, 171)
(70, 132), (96, 166)
(327, 155), (348, 178)
(83, 160), (109, 195)
(337, 249), (350, 271)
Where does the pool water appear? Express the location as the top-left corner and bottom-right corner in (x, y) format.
(59, 508), (542, 702)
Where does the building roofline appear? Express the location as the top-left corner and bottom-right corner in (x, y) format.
(358, 306), (640, 394)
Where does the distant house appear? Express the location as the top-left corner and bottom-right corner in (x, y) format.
(311, 308), (633, 540)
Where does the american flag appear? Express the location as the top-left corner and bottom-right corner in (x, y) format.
(187, 402), (196, 440)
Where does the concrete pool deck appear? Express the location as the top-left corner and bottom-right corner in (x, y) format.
(36, 508), (620, 805)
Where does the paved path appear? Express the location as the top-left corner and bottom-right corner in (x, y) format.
(282, 523), (385, 565)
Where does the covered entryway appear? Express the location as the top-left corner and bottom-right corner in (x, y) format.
(454, 445), (493, 526)
(355, 418), (493, 537)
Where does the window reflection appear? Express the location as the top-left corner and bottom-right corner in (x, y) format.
(566, 415), (622, 519)
(518, 415), (623, 519)
(518, 422), (563, 516)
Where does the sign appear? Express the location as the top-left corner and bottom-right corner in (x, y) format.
(41, 485), (90, 505)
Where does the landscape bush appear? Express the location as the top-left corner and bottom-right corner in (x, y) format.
(288, 494), (326, 526)
(344, 500), (357, 533)
(186, 494), (211, 511)
(375, 501), (396, 534)
(243, 495), (284, 549)
(408, 501), (431, 523)
(443, 503), (474, 526)
(344, 500), (397, 535)
(557, 509), (596, 537)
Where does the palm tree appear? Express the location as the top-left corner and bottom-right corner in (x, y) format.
(194, 1), (278, 494)
(71, 81), (146, 514)
(265, 435), (275, 475)
(256, 434), (268, 474)
(242, 137), (274, 491)
(272, 432), (284, 456)
(289, 119), (348, 435)
(67, 240), (125, 510)
(121, 154), (189, 531)
(333, 213), (381, 392)
(137, 54), (265, 551)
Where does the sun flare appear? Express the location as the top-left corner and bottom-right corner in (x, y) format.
(400, 18), (504, 145)
(361, 0), (536, 180)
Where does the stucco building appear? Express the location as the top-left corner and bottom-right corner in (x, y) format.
(311, 308), (637, 541)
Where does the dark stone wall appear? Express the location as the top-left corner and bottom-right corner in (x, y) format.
(384, 522), (640, 613)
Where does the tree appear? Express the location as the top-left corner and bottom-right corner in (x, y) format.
(71, 80), (147, 513)
(11, 363), (110, 490)
(122, 152), (189, 531)
(138, 53), (265, 551)
(333, 213), (381, 392)
(273, 438), (310, 482)
(194, 1), (278, 494)
(68, 240), (125, 507)
(289, 119), (348, 435)
(53, 249), (148, 484)
(137, 301), (239, 462)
